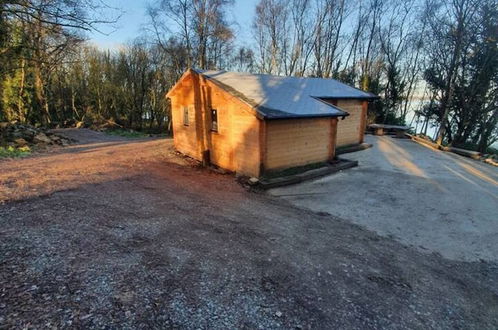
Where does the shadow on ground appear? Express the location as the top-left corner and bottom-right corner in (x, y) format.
(270, 135), (498, 262)
(0, 129), (497, 328)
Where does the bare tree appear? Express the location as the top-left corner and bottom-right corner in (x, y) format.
(252, 0), (289, 74)
(378, 0), (424, 122)
(424, 0), (479, 145)
(147, 0), (234, 70)
(312, 0), (349, 78)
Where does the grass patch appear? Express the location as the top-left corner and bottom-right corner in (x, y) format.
(263, 161), (328, 180)
(105, 128), (150, 138)
(0, 146), (31, 158)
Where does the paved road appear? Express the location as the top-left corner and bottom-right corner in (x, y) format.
(270, 135), (498, 262)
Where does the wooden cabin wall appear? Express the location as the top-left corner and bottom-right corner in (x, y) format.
(170, 75), (201, 160)
(167, 74), (258, 177)
(197, 77), (261, 177)
(264, 118), (337, 170)
(335, 99), (365, 147)
(170, 71), (360, 177)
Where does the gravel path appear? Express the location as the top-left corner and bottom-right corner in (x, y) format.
(1, 129), (497, 328)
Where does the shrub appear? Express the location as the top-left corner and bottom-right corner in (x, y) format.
(0, 146), (31, 158)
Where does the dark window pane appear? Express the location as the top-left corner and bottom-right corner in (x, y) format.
(183, 107), (189, 126)
(211, 109), (218, 132)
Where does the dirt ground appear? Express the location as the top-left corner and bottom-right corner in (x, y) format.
(1, 129), (497, 328)
(270, 135), (498, 262)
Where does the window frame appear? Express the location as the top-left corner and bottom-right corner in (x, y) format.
(183, 106), (189, 126)
(210, 108), (218, 132)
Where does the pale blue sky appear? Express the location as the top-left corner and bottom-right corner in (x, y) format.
(89, 0), (258, 49)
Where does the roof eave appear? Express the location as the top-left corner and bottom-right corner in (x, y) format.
(262, 112), (350, 120)
(165, 68), (198, 98)
(316, 94), (380, 101)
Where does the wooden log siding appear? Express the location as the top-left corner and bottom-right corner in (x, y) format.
(169, 70), (345, 177)
(170, 75), (201, 160)
(170, 72), (262, 177)
(265, 118), (333, 170)
(335, 99), (364, 147)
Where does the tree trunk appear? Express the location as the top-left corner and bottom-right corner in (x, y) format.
(34, 61), (51, 125)
(71, 87), (80, 120)
(477, 108), (498, 153)
(435, 0), (473, 145)
(17, 57), (25, 123)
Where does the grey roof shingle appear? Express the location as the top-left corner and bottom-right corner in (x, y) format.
(195, 69), (377, 119)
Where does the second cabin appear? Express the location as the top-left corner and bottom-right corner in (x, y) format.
(166, 69), (377, 178)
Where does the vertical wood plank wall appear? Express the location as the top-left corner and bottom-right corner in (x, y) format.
(360, 101), (368, 144)
(265, 118), (335, 170)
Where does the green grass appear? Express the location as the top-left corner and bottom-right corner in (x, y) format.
(105, 128), (150, 138)
(0, 146), (31, 158)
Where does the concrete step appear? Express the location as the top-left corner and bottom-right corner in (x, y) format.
(259, 158), (358, 189)
(336, 143), (373, 155)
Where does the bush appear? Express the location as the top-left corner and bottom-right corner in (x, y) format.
(105, 128), (150, 138)
(0, 146), (31, 158)
(487, 146), (498, 155)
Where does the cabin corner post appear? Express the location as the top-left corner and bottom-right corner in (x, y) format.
(259, 119), (267, 177)
(200, 77), (213, 166)
(360, 100), (368, 144)
(169, 96), (178, 150)
(329, 118), (338, 161)
(191, 71), (206, 163)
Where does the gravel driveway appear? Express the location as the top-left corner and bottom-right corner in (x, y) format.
(1, 129), (497, 328)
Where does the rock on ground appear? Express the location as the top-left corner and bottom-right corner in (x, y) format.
(0, 122), (72, 148)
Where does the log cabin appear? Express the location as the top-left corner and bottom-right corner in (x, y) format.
(166, 69), (377, 178)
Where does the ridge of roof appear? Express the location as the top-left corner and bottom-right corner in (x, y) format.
(194, 68), (378, 99)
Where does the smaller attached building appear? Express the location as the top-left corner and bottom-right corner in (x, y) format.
(166, 69), (377, 178)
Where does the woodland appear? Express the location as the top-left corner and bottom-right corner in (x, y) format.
(1, 0), (497, 152)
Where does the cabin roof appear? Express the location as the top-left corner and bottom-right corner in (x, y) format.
(192, 69), (378, 120)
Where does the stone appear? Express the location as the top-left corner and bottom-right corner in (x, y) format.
(248, 177), (259, 185)
(33, 132), (52, 144)
(14, 138), (28, 147)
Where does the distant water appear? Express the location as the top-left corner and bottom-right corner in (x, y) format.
(405, 111), (498, 149)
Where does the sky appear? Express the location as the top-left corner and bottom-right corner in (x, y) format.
(88, 0), (258, 49)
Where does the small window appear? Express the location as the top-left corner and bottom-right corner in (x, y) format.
(211, 109), (218, 132)
(183, 106), (189, 126)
